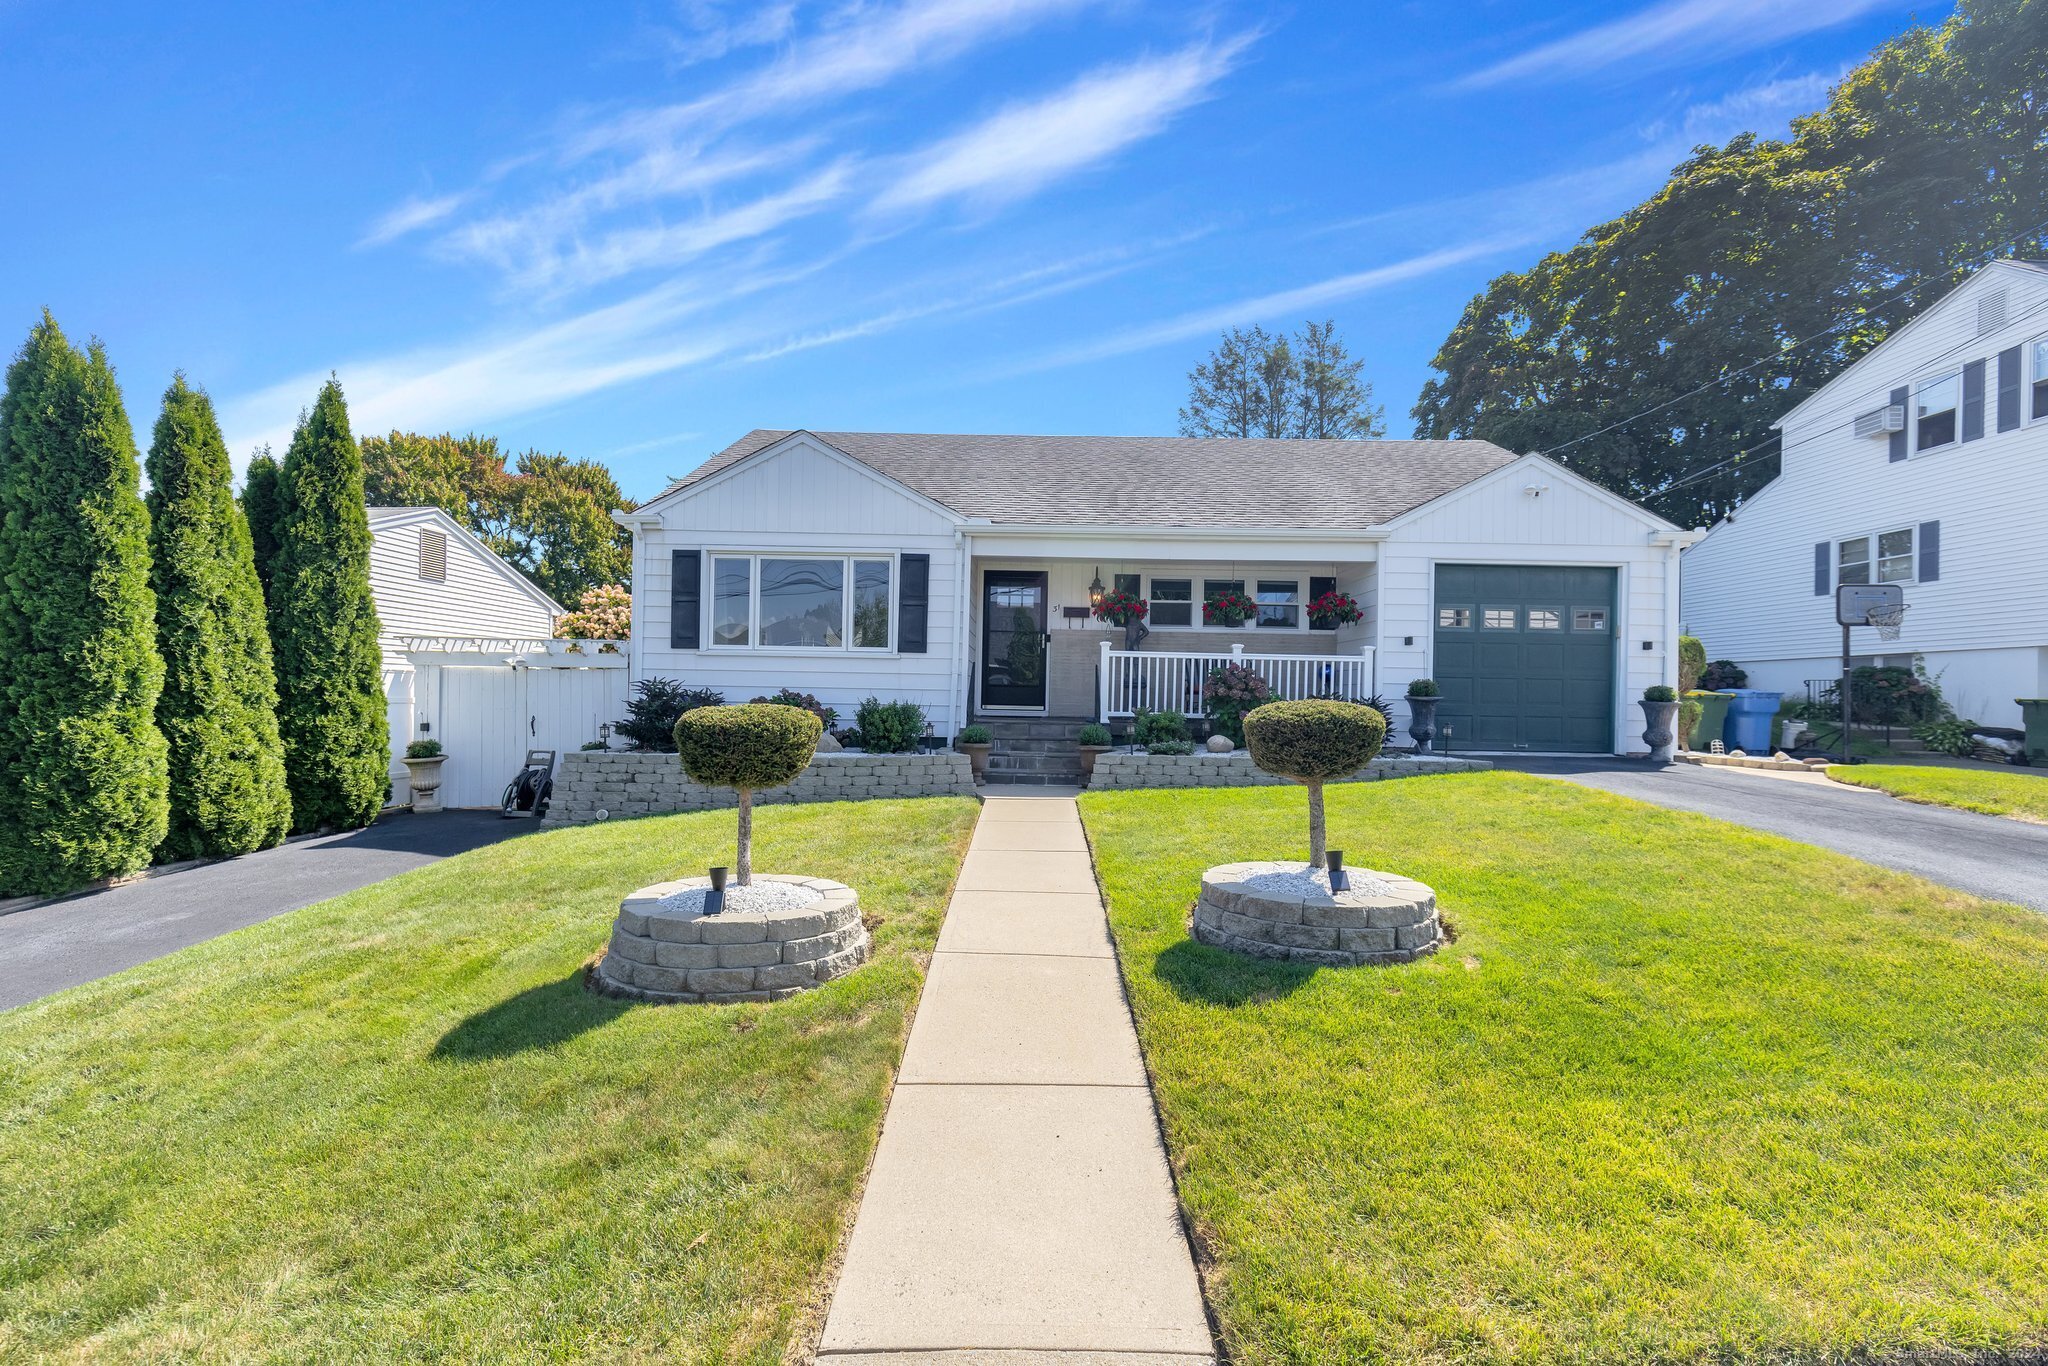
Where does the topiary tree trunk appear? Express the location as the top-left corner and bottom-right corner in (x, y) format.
(269, 379), (387, 833)
(1304, 779), (1327, 870)
(735, 788), (754, 884)
(146, 376), (293, 859)
(0, 314), (170, 893)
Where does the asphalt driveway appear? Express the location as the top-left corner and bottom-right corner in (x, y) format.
(0, 811), (529, 1010)
(1494, 756), (2048, 913)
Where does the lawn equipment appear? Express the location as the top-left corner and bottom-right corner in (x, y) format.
(501, 749), (556, 820)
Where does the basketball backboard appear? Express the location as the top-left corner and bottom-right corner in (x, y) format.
(1836, 582), (1903, 626)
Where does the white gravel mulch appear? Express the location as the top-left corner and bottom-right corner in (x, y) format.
(1235, 865), (1395, 900)
(657, 881), (823, 916)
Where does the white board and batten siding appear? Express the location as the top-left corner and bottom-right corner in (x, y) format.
(1681, 262), (2048, 727)
(628, 436), (969, 737)
(1377, 455), (1691, 754)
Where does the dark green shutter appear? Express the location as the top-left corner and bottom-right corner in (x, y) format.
(1962, 359), (1986, 442)
(1998, 346), (2023, 432)
(898, 553), (930, 653)
(669, 549), (701, 649)
(1918, 521), (1940, 582)
(1888, 386), (1909, 462)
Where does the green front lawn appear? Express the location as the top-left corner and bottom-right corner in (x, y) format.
(1830, 762), (2048, 822)
(0, 798), (977, 1361)
(1083, 773), (2048, 1364)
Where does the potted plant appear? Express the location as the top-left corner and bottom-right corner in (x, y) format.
(1404, 678), (1441, 753)
(402, 739), (446, 813)
(1092, 587), (1150, 650)
(956, 724), (994, 782)
(1641, 685), (1680, 763)
(1077, 722), (1112, 778)
(1202, 588), (1257, 628)
(1306, 589), (1363, 631)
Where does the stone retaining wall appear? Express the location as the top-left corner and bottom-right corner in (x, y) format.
(546, 750), (976, 825)
(1088, 751), (1489, 790)
(1191, 861), (1444, 967)
(593, 875), (869, 1004)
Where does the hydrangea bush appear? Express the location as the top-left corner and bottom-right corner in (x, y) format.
(1202, 662), (1274, 745)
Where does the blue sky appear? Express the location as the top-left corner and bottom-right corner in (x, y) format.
(2, 0), (1944, 500)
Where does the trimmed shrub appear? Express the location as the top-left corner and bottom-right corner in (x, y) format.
(752, 687), (837, 731)
(268, 379), (388, 832)
(855, 697), (926, 753)
(1406, 677), (1440, 698)
(0, 314), (170, 893)
(956, 724), (992, 746)
(1078, 723), (1111, 747)
(146, 376), (292, 861)
(617, 678), (725, 750)
(1701, 660), (1748, 690)
(1644, 684), (1678, 703)
(1243, 699), (1388, 870)
(1678, 635), (1706, 694)
(1145, 740), (1195, 755)
(1133, 708), (1188, 747)
(674, 703), (821, 884)
(240, 446), (285, 604)
(405, 739), (443, 759)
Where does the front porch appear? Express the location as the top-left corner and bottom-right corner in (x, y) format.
(1096, 641), (1377, 720)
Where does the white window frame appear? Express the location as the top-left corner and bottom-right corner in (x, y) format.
(1146, 576), (1194, 629)
(704, 551), (898, 653)
(1835, 526), (1916, 588)
(1913, 370), (1960, 453)
(2030, 335), (2048, 426)
(1143, 572), (1320, 633)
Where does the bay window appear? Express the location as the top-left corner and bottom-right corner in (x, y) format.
(710, 553), (894, 650)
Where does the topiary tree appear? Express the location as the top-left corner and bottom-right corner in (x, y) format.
(146, 377), (293, 860)
(239, 445), (284, 604)
(1676, 634), (1708, 750)
(269, 379), (387, 832)
(1242, 698), (1387, 871)
(0, 314), (170, 893)
(673, 703), (821, 885)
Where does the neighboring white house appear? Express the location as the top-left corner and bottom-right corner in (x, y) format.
(367, 506), (625, 807)
(1682, 260), (2048, 729)
(614, 431), (1696, 756)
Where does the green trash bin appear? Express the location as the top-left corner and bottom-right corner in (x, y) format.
(2020, 699), (2048, 765)
(1686, 691), (1734, 751)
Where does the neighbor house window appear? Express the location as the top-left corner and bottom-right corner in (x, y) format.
(2033, 338), (2048, 420)
(1837, 536), (1871, 586)
(1915, 372), (1959, 450)
(1837, 528), (1915, 588)
(1483, 607), (1517, 629)
(710, 553), (892, 650)
(1527, 607), (1561, 630)
(1255, 579), (1300, 629)
(1149, 578), (1192, 627)
(1438, 606), (1472, 629)
(1875, 528), (1915, 582)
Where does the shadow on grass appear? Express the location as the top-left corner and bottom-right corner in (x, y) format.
(432, 969), (632, 1060)
(1153, 937), (1314, 1007)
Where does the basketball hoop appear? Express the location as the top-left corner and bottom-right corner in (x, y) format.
(1866, 602), (1908, 642)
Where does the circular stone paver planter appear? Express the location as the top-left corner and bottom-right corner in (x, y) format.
(1190, 861), (1443, 967)
(593, 874), (868, 1004)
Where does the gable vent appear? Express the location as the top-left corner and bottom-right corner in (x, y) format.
(1853, 404), (1905, 439)
(1978, 289), (2007, 335)
(417, 528), (447, 582)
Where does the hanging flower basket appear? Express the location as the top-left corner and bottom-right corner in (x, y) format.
(1091, 589), (1148, 627)
(1306, 589), (1363, 629)
(1203, 589), (1257, 626)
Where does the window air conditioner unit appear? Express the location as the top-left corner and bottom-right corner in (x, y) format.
(1853, 404), (1905, 439)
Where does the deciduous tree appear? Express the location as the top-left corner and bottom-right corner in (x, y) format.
(1181, 321), (1384, 439)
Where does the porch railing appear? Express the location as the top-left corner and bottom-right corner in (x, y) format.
(1097, 641), (1376, 721)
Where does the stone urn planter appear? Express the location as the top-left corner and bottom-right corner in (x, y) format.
(1641, 699), (1681, 763)
(1405, 695), (1440, 753)
(958, 743), (992, 782)
(1078, 744), (1111, 778)
(402, 754), (447, 813)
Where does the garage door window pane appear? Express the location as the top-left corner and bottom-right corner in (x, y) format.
(1572, 607), (1607, 632)
(1438, 606), (1472, 629)
(852, 559), (891, 648)
(760, 558), (843, 646)
(1483, 607), (1517, 629)
(1527, 608), (1561, 630)
(712, 556), (751, 646)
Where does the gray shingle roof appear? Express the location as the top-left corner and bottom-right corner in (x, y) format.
(660, 430), (1522, 529)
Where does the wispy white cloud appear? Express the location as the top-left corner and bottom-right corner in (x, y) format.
(873, 36), (1251, 213)
(356, 192), (470, 248)
(1671, 68), (1841, 140)
(999, 238), (1524, 376)
(1450, 0), (1890, 90)
(654, 1), (798, 67)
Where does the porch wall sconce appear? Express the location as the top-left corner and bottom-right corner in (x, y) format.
(1088, 567), (1105, 610)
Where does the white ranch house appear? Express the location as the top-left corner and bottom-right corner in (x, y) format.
(616, 430), (1694, 760)
(1683, 260), (2048, 728)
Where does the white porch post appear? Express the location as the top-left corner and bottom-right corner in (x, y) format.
(1098, 639), (1112, 723)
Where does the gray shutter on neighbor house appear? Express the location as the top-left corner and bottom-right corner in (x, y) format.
(1814, 542), (1831, 596)
(1918, 521), (1940, 582)
(1962, 359), (1987, 442)
(669, 549), (701, 649)
(1997, 345), (2024, 432)
(1888, 385), (1910, 462)
(897, 553), (930, 653)
(1309, 575), (1337, 629)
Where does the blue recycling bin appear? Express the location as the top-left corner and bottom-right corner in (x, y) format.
(1721, 689), (1784, 754)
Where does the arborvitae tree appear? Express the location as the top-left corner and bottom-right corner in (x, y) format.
(0, 315), (170, 893)
(240, 445), (284, 602)
(269, 378), (387, 831)
(146, 377), (292, 859)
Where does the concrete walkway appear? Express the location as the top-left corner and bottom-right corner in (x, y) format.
(818, 791), (1214, 1364)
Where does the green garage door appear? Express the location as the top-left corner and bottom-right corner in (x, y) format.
(1432, 565), (1616, 753)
